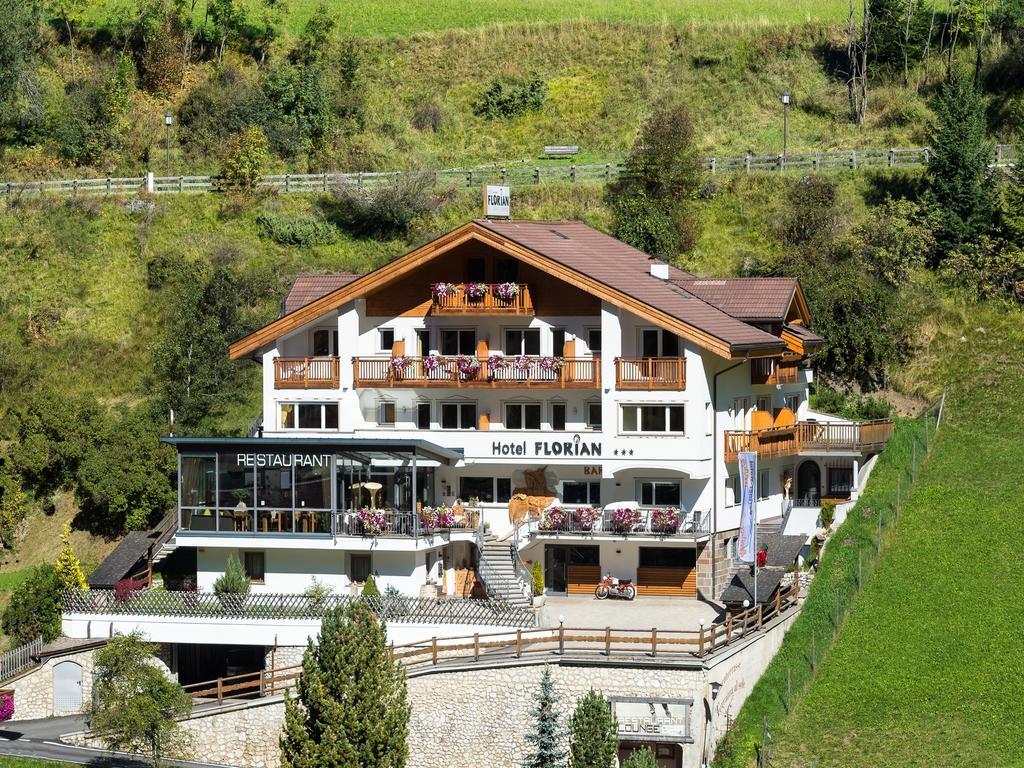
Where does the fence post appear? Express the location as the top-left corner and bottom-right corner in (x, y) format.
(745, 155), (751, 173)
(179, 176), (184, 193)
(651, 628), (657, 657)
(473, 633), (480, 661)
(216, 677), (223, 703)
(515, 628), (523, 658)
(431, 636), (438, 665)
(570, 164), (576, 182)
(725, 614), (733, 645)
(534, 167), (540, 184)
(358, 172), (363, 191)
(146, 171), (154, 194)
(996, 144), (1003, 164)
(710, 157), (717, 175)
(888, 148), (895, 168)
(814, 154), (820, 171)
(606, 163), (612, 181)
(501, 168), (507, 184)
(756, 604), (763, 630)
(850, 151), (857, 171)
(604, 627), (611, 657)
(323, 172), (328, 192)
(558, 623), (565, 655)
(775, 589), (782, 617)
(467, 170), (473, 187)
(924, 147), (930, 164)
(778, 153), (784, 171)
(106, 177), (112, 194)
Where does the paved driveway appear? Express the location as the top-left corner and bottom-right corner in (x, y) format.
(536, 594), (724, 631)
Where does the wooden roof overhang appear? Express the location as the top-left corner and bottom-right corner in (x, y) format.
(228, 222), (787, 361)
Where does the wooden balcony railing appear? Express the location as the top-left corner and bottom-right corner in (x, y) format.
(274, 356), (340, 389)
(430, 283), (534, 315)
(751, 357), (801, 385)
(353, 356), (600, 388)
(724, 419), (895, 462)
(614, 357), (686, 390)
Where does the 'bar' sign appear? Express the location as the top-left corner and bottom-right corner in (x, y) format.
(484, 184), (511, 218)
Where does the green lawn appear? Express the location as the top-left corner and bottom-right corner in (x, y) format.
(763, 299), (1024, 767)
(0, 759), (78, 767)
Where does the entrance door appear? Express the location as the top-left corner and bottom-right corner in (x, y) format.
(797, 460), (821, 504)
(53, 660), (83, 713)
(545, 545), (600, 594)
(545, 546), (568, 593)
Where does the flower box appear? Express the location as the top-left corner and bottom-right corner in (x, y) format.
(431, 282), (459, 298)
(539, 506), (571, 531)
(455, 354), (481, 379)
(572, 506), (601, 531)
(464, 282), (488, 300)
(650, 508), (681, 533)
(358, 507), (389, 536)
(493, 282), (520, 302)
(611, 507), (642, 533)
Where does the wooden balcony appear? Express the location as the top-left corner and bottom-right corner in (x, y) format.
(724, 419), (894, 462)
(751, 357), (801, 385)
(274, 356), (340, 389)
(353, 356), (600, 389)
(615, 357), (686, 390)
(429, 283), (534, 315)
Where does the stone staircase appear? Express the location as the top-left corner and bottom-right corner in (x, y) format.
(477, 535), (532, 609)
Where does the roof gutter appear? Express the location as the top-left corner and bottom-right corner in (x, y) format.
(711, 357), (747, 600)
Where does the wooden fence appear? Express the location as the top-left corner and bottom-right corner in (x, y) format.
(0, 637), (42, 684)
(1, 145), (1017, 199)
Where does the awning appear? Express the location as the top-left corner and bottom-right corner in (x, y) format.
(161, 436), (464, 466)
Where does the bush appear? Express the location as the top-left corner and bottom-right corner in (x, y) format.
(530, 560), (544, 597)
(361, 573), (380, 596)
(213, 554), (251, 595)
(622, 746), (658, 768)
(941, 236), (1024, 302)
(1, 564), (62, 643)
(610, 195), (679, 259)
(330, 172), (441, 237)
(810, 384), (894, 421)
(114, 578), (145, 602)
(411, 101), (444, 132)
(850, 198), (933, 287)
(256, 211), (339, 246)
(819, 500), (836, 530)
(570, 690), (617, 768)
(304, 577), (333, 613)
(777, 176), (840, 248)
(219, 126), (270, 193)
(55, 521), (87, 590)
(471, 74), (547, 119)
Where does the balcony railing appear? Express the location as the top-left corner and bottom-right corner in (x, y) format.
(751, 358), (801, 386)
(179, 508), (481, 537)
(430, 283), (534, 315)
(530, 507), (711, 538)
(353, 356), (600, 389)
(274, 356), (340, 389)
(724, 419), (894, 462)
(615, 357), (686, 390)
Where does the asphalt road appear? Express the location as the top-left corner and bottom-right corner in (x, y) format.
(0, 716), (233, 767)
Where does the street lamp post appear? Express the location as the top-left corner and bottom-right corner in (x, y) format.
(780, 90), (791, 162)
(164, 111), (173, 177)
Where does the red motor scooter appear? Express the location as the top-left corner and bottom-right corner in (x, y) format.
(595, 574), (636, 600)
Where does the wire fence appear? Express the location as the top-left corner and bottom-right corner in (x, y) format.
(0, 146), (1017, 199)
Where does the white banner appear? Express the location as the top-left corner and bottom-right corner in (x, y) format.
(737, 451), (758, 562)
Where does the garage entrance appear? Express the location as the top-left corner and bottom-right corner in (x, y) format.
(544, 545), (600, 594)
(637, 547), (697, 597)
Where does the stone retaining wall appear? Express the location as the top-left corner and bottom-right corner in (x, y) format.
(6, 648), (98, 720)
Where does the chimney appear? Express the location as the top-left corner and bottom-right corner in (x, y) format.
(650, 262), (669, 280)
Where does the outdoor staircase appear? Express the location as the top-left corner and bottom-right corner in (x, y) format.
(477, 535), (533, 609)
(757, 518), (783, 537)
(150, 539), (177, 566)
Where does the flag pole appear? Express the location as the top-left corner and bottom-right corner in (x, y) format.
(753, 462), (758, 608)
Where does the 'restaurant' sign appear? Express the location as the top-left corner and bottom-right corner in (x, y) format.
(484, 184), (511, 218)
(611, 697), (693, 743)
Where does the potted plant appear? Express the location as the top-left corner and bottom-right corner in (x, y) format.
(418, 506), (440, 530)
(455, 354), (481, 380)
(651, 508), (681, 534)
(358, 507), (388, 536)
(494, 282), (520, 302)
(540, 506), (571, 531)
(530, 560), (545, 606)
(213, 554), (251, 614)
(431, 281), (459, 299)
(512, 354), (533, 373)
(422, 353), (447, 378)
(537, 356), (565, 374)
(464, 282), (488, 300)
(390, 355), (409, 380)
(572, 506), (601, 532)
(487, 354), (508, 379)
(611, 507), (642, 534)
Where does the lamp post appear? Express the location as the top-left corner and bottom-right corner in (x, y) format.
(780, 90), (791, 162)
(164, 111), (173, 176)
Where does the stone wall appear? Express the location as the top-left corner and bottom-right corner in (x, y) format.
(264, 645), (305, 669)
(697, 528), (740, 599)
(7, 647), (99, 720)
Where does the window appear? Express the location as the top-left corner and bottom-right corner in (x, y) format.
(350, 554), (371, 583)
(441, 402), (477, 429)
(505, 328), (541, 355)
(378, 328), (395, 352)
(466, 257), (486, 282)
(587, 328), (602, 353)
(551, 402), (566, 431)
(563, 481), (600, 505)
(586, 402), (602, 430)
(312, 329), (337, 356)
(641, 328), (679, 357)
(505, 402), (541, 430)
(295, 464), (329, 509)
(180, 456), (216, 508)
(621, 405), (685, 434)
(281, 403), (337, 430)
(828, 466), (854, 496)
(756, 396), (772, 413)
(727, 475), (740, 506)
(378, 401), (396, 427)
(758, 469), (770, 500)
(784, 394), (800, 413)
(415, 329), (430, 356)
(551, 329), (566, 357)
(639, 547), (696, 568)
(416, 402), (431, 429)
(496, 478), (512, 503)
(243, 552), (265, 583)
(496, 258), (519, 283)
(639, 480), (681, 506)
(441, 329), (476, 355)
(459, 477), (495, 503)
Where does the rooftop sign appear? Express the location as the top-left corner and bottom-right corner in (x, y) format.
(484, 184), (511, 218)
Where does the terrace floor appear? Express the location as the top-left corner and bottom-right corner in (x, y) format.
(536, 595), (723, 631)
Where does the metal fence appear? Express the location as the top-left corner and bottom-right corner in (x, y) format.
(1, 144), (1018, 199)
(62, 589), (536, 627)
(0, 637), (43, 684)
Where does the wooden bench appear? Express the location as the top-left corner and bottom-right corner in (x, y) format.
(543, 145), (579, 157)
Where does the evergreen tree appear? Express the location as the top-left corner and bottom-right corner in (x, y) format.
(281, 600), (409, 768)
(569, 690), (617, 768)
(55, 521), (87, 590)
(523, 666), (566, 768)
(213, 553), (251, 595)
(925, 71), (995, 261)
(621, 746), (657, 768)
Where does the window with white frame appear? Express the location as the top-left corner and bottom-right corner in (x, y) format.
(378, 328), (395, 352)
(758, 469), (770, 500)
(504, 402), (541, 430)
(733, 397), (750, 430)
(586, 401), (602, 430)
(505, 328), (541, 355)
(550, 402), (566, 431)
(377, 401), (396, 427)
(562, 481), (601, 505)
(280, 402), (338, 430)
(441, 329), (476, 356)
(640, 328), (680, 358)
(638, 480), (681, 507)
(441, 402), (477, 430)
(727, 475), (740, 506)
(621, 405), (685, 434)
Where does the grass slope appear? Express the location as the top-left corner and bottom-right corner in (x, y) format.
(767, 300), (1024, 767)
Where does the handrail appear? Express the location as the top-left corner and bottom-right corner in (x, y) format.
(353, 355), (599, 389)
(724, 419), (895, 461)
(430, 283), (534, 315)
(614, 357), (686, 390)
(273, 356), (340, 389)
(512, 522), (535, 599)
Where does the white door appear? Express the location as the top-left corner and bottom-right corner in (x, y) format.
(53, 660), (83, 713)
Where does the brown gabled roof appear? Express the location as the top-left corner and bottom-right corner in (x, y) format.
(672, 277), (798, 322)
(283, 274), (360, 315)
(230, 220), (795, 361)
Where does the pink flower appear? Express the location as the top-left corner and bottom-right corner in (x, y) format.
(0, 694), (14, 722)
(611, 507), (642, 533)
(431, 282), (459, 298)
(465, 282), (488, 299)
(493, 282), (520, 301)
(651, 508), (681, 533)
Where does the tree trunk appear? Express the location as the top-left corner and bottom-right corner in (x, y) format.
(847, 0), (859, 120)
(919, 1), (937, 91)
(860, 0), (871, 126)
(902, 0), (915, 86)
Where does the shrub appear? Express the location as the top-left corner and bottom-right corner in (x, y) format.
(0, 693), (14, 722)
(219, 126), (270, 193)
(622, 747), (658, 768)
(1, 564), (62, 643)
(819, 500), (836, 530)
(777, 175), (840, 248)
(213, 554), (251, 595)
(610, 195), (679, 259)
(471, 74), (547, 119)
(0, 478), (26, 549)
(55, 522), (87, 591)
(530, 560), (544, 597)
(304, 577), (333, 613)
(330, 172), (441, 238)
(256, 211), (339, 246)
(851, 198), (933, 287)
(114, 578), (145, 602)
(570, 690), (617, 768)
(411, 101), (444, 132)
(361, 573), (380, 596)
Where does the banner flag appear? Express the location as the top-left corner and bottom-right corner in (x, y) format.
(737, 451), (758, 562)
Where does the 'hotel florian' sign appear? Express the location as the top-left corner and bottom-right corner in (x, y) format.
(491, 434), (601, 458)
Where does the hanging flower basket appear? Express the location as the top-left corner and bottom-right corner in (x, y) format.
(512, 354), (533, 372)
(493, 282), (520, 302)
(455, 354), (481, 379)
(487, 354), (509, 377)
(432, 282), (459, 298)
(465, 282), (488, 300)
(422, 354), (447, 376)
(419, 506), (439, 529)
(611, 507), (642, 533)
(537, 356), (565, 373)
(651, 508), (681, 533)
(572, 506), (601, 531)
(540, 506), (571, 531)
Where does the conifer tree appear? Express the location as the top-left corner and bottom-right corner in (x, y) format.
(523, 666), (566, 768)
(54, 521), (87, 591)
(622, 746), (657, 768)
(569, 690), (617, 768)
(281, 600), (409, 768)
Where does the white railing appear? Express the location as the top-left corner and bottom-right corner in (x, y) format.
(0, 637), (43, 684)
